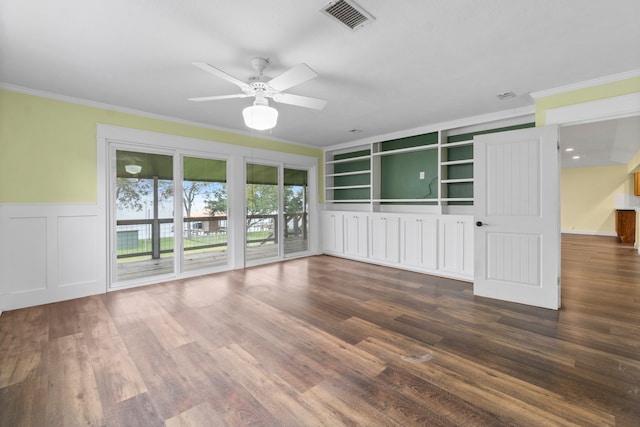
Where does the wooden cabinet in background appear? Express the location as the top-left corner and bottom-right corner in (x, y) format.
(635, 172), (640, 196)
(615, 209), (636, 244)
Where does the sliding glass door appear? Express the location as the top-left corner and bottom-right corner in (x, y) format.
(114, 150), (174, 282)
(182, 156), (228, 271)
(245, 163), (279, 262)
(284, 167), (309, 256)
(245, 163), (311, 264)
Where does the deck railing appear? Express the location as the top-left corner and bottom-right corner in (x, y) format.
(116, 213), (307, 259)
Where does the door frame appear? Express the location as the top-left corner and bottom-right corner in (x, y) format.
(108, 143), (179, 289)
(471, 93), (640, 309)
(282, 164), (314, 259)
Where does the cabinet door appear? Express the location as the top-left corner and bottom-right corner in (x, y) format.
(322, 212), (343, 254)
(344, 213), (368, 258)
(459, 218), (474, 276)
(401, 216), (437, 270)
(439, 216), (473, 277)
(616, 210), (636, 244)
(369, 215), (400, 263)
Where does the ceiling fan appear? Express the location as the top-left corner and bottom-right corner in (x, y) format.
(189, 58), (327, 130)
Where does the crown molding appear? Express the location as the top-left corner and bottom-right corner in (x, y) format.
(0, 83), (319, 149)
(530, 69), (640, 99)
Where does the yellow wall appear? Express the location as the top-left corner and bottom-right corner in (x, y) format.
(561, 165), (633, 234)
(0, 89), (323, 203)
(535, 75), (640, 234)
(535, 76), (640, 126)
(627, 147), (640, 173)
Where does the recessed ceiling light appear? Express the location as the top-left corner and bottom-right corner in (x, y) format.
(572, 155), (580, 160)
(565, 148), (574, 152)
(496, 91), (516, 100)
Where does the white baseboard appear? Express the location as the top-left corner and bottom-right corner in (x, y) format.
(561, 229), (617, 237)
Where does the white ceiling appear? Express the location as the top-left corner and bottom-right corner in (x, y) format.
(1, 0), (639, 154)
(560, 116), (640, 169)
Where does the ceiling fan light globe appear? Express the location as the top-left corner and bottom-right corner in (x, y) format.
(243, 105), (278, 130)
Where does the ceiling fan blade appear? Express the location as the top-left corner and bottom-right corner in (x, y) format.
(192, 62), (249, 89)
(188, 94), (251, 102)
(268, 63), (318, 92)
(273, 93), (328, 110)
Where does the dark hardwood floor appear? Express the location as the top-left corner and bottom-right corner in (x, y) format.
(1, 234), (639, 426)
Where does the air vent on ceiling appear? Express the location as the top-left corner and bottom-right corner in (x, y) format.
(321, 0), (375, 31)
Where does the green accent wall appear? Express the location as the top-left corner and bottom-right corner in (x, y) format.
(334, 187), (370, 201)
(446, 163), (473, 180)
(333, 159), (370, 174)
(381, 132), (438, 151)
(380, 150), (438, 200)
(334, 149), (370, 161)
(0, 89), (323, 203)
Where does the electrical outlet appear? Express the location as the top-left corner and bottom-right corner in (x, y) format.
(419, 171), (425, 180)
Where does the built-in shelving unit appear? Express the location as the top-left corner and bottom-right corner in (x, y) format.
(440, 136), (474, 206)
(324, 118), (535, 213)
(325, 149), (371, 204)
(322, 115), (536, 282)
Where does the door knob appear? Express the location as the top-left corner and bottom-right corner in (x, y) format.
(476, 221), (486, 227)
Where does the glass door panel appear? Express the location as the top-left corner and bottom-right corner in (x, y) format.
(115, 150), (174, 282)
(284, 168), (309, 256)
(246, 163), (279, 262)
(182, 156), (228, 272)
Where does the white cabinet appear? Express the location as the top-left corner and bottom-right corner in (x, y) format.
(344, 213), (368, 258)
(400, 215), (438, 270)
(321, 211), (473, 282)
(322, 212), (344, 254)
(369, 215), (399, 263)
(438, 215), (474, 277)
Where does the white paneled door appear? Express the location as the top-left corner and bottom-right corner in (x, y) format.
(473, 126), (560, 310)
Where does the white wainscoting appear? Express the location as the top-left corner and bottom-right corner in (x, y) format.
(0, 204), (105, 311)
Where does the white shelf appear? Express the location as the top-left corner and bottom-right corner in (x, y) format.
(325, 171), (370, 177)
(442, 140), (473, 147)
(441, 159), (473, 166)
(372, 144), (438, 157)
(327, 185), (371, 190)
(326, 199), (371, 203)
(442, 198), (474, 202)
(441, 178), (474, 184)
(372, 199), (438, 203)
(326, 155), (371, 165)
